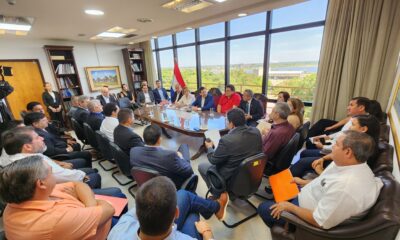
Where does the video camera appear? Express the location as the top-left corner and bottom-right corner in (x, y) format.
(0, 66), (13, 77)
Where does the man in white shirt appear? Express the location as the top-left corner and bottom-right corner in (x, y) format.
(100, 102), (120, 142)
(258, 130), (383, 229)
(137, 85), (155, 106)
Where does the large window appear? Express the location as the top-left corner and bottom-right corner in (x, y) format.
(177, 46), (197, 91)
(230, 36), (265, 93)
(152, 0), (327, 119)
(200, 42), (225, 90)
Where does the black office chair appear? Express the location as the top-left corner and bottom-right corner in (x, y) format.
(296, 121), (310, 152)
(71, 118), (91, 150)
(92, 130), (116, 171)
(205, 153), (267, 228)
(108, 141), (135, 186)
(266, 133), (300, 176)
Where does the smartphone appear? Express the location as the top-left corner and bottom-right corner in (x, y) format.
(319, 138), (326, 145)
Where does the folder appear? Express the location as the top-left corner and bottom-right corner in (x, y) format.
(95, 194), (128, 217)
(269, 169), (299, 202)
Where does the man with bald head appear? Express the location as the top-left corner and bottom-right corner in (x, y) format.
(97, 86), (118, 106)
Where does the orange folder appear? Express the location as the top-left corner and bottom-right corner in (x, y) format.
(269, 169), (299, 202)
(95, 194), (128, 217)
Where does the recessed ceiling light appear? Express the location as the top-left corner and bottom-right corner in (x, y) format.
(0, 23), (31, 31)
(97, 32), (126, 38)
(152, 36), (158, 39)
(137, 18), (153, 23)
(214, 0), (227, 2)
(238, 13), (247, 17)
(186, 27), (193, 30)
(85, 10), (104, 16)
(129, 42), (134, 44)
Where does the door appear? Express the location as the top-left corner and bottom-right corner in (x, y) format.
(0, 60), (46, 120)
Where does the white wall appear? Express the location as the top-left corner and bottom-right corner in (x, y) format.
(0, 38), (128, 98)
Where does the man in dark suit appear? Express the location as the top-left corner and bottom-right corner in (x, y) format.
(239, 89), (264, 127)
(86, 99), (104, 131)
(137, 85), (155, 106)
(152, 80), (170, 104)
(114, 108), (144, 156)
(24, 112), (92, 167)
(73, 95), (90, 125)
(192, 86), (214, 111)
(171, 83), (183, 104)
(130, 124), (193, 189)
(97, 86), (118, 106)
(198, 108), (262, 194)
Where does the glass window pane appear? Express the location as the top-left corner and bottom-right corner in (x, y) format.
(230, 36), (265, 94)
(200, 42), (225, 91)
(268, 27), (324, 102)
(272, 0), (328, 29)
(152, 51), (158, 80)
(230, 12), (266, 36)
(157, 35), (172, 48)
(151, 39), (156, 50)
(159, 50), (174, 88)
(200, 22), (225, 41)
(176, 29), (195, 45)
(177, 46), (197, 91)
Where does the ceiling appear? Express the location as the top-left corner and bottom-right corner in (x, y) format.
(0, 0), (304, 45)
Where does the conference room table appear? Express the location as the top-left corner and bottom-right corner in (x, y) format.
(134, 104), (229, 159)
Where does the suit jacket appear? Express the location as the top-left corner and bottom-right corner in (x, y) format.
(42, 91), (62, 108)
(152, 88), (170, 104)
(35, 128), (68, 156)
(136, 91), (155, 105)
(207, 125), (262, 186)
(72, 107), (89, 125)
(97, 94), (118, 106)
(192, 94), (214, 111)
(171, 91), (183, 103)
(86, 112), (105, 131)
(239, 98), (264, 125)
(130, 146), (193, 188)
(114, 124), (144, 156)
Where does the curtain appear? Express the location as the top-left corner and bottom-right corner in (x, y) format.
(140, 41), (157, 88)
(311, 0), (400, 122)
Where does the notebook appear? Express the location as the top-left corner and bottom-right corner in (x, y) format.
(95, 194), (128, 217)
(269, 169), (299, 202)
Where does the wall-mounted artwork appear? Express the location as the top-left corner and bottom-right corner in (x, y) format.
(85, 66), (121, 92)
(389, 58), (400, 164)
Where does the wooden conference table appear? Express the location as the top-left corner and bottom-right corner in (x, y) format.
(134, 104), (229, 159)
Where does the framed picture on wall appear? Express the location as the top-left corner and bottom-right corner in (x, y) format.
(85, 66), (122, 92)
(388, 59), (400, 164)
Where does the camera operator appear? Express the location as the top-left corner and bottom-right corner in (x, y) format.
(0, 66), (14, 125)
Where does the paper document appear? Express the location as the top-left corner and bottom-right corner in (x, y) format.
(257, 121), (271, 133)
(95, 194), (128, 216)
(204, 129), (221, 149)
(269, 169), (299, 202)
(311, 134), (327, 144)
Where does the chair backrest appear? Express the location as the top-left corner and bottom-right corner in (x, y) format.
(95, 130), (113, 160)
(83, 123), (98, 149)
(379, 124), (390, 143)
(109, 141), (133, 177)
(296, 121), (311, 151)
(268, 133), (300, 175)
(372, 142), (394, 174)
(71, 118), (87, 143)
(131, 166), (160, 187)
(228, 153), (267, 198)
(254, 93), (267, 117)
(118, 97), (131, 109)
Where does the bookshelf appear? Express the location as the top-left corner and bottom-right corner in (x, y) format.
(43, 45), (83, 126)
(122, 48), (147, 96)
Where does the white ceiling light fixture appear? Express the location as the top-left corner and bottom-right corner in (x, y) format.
(238, 13), (248, 17)
(85, 10), (104, 16)
(0, 23), (31, 31)
(214, 0), (227, 2)
(0, 15), (34, 35)
(186, 27), (193, 30)
(152, 36), (158, 39)
(97, 32), (126, 38)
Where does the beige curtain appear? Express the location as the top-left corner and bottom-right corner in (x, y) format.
(311, 0), (400, 122)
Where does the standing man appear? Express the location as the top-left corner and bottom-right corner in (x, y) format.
(153, 80), (170, 104)
(239, 89), (264, 127)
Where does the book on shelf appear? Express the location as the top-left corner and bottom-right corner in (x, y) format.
(133, 75), (141, 82)
(132, 63), (142, 72)
(61, 88), (79, 98)
(55, 63), (75, 74)
(57, 77), (75, 89)
(130, 53), (141, 59)
(51, 55), (65, 60)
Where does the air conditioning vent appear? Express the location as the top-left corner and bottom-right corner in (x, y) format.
(162, 0), (213, 13)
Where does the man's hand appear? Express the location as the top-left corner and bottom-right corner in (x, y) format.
(270, 201), (294, 219)
(195, 221), (213, 239)
(66, 145), (74, 152)
(67, 139), (76, 145)
(83, 175), (90, 183)
(204, 140), (214, 149)
(59, 161), (73, 169)
(324, 125), (335, 131)
(311, 158), (324, 169)
(245, 114), (252, 120)
(315, 142), (324, 149)
(314, 164), (324, 175)
(291, 177), (308, 187)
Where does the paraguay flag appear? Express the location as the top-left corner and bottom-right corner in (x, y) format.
(170, 59), (186, 97)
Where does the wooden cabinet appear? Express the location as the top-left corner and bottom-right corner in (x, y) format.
(122, 48), (147, 96)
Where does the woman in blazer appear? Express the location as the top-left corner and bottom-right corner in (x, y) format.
(42, 82), (63, 126)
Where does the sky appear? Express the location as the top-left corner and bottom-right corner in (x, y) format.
(154, 0), (328, 68)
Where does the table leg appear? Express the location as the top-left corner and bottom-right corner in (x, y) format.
(190, 138), (206, 160)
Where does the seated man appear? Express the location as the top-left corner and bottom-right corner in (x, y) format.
(67, 95), (80, 117)
(0, 156), (115, 240)
(137, 85), (155, 106)
(171, 83), (184, 104)
(97, 85), (118, 106)
(258, 130), (383, 230)
(100, 102), (120, 142)
(262, 102), (295, 162)
(2, 126), (100, 189)
(24, 112), (92, 167)
(192, 86), (214, 111)
(86, 99), (104, 131)
(239, 89), (264, 127)
(198, 108), (262, 194)
(114, 109), (144, 156)
(217, 84), (241, 114)
(109, 176), (229, 240)
(130, 125), (193, 189)
(152, 80), (170, 104)
(72, 95), (90, 125)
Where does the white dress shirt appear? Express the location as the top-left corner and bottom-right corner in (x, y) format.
(100, 116), (119, 142)
(178, 94), (195, 106)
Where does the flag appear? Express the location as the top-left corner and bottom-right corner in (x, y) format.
(170, 59), (186, 98)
